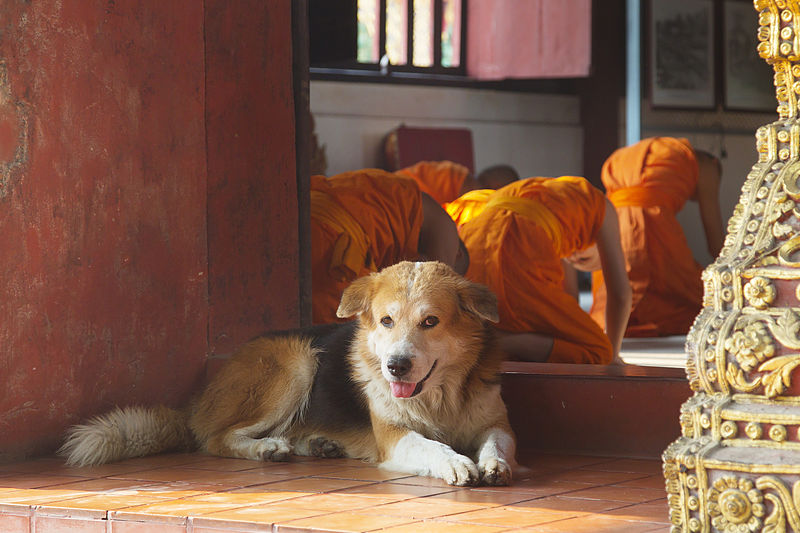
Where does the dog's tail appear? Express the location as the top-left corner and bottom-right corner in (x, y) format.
(59, 405), (194, 466)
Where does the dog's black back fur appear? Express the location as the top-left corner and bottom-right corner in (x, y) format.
(266, 322), (370, 433)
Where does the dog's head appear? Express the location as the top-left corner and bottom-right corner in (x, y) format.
(337, 261), (498, 399)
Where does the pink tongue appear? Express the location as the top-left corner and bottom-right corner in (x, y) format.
(390, 381), (417, 398)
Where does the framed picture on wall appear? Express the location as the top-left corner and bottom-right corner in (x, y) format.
(649, 0), (715, 109)
(723, 0), (775, 112)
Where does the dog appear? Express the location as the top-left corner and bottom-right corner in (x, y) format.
(60, 261), (516, 486)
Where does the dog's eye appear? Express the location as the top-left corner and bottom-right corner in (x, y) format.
(380, 316), (394, 328)
(421, 316), (439, 329)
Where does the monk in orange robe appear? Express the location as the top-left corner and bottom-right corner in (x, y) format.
(590, 137), (723, 337)
(395, 160), (475, 205)
(396, 161), (519, 207)
(455, 177), (632, 364)
(310, 169), (467, 324)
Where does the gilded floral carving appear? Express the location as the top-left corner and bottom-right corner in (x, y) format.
(708, 477), (765, 532)
(724, 321), (776, 371)
(743, 277), (776, 309)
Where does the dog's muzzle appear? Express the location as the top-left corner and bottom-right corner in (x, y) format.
(388, 360), (438, 399)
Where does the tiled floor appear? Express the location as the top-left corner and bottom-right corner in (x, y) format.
(0, 451), (670, 532)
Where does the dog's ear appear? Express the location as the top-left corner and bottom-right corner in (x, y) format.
(337, 274), (374, 319)
(458, 281), (499, 323)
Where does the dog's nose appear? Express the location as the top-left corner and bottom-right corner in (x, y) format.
(387, 356), (412, 377)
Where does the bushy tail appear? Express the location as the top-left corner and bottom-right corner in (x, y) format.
(59, 405), (194, 466)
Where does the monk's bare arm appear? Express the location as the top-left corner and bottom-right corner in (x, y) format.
(561, 260), (579, 302)
(496, 330), (554, 362)
(696, 168), (724, 258)
(597, 199), (632, 360)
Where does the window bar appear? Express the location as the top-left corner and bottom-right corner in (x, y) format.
(379, 0), (388, 64)
(455, 0), (466, 69)
(433, 0), (443, 68)
(406, 0), (414, 65)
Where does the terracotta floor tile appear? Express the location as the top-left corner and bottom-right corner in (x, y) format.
(260, 493), (395, 512)
(539, 469), (649, 486)
(0, 473), (90, 489)
(583, 459), (664, 475)
(515, 515), (664, 532)
(182, 458), (280, 472)
(111, 518), (188, 533)
(0, 457), (66, 473)
(251, 477), (373, 494)
(33, 514), (108, 533)
(423, 488), (532, 507)
(43, 477), (163, 493)
(601, 500), (670, 523)
(33, 504), (109, 520)
(471, 478), (595, 498)
(112, 498), (250, 519)
(246, 461), (357, 477)
(379, 521), (508, 533)
(182, 489), (304, 506)
(356, 498), (466, 520)
(561, 485), (667, 504)
(315, 466), (413, 482)
(109, 453), (209, 468)
(111, 467), (287, 488)
(436, 506), (565, 528)
(613, 475), (669, 490)
(334, 482), (455, 500)
(274, 510), (414, 532)
(520, 453), (612, 471)
(510, 495), (629, 514)
(41, 492), (167, 511)
(0, 512), (30, 532)
(0, 487), (99, 505)
(190, 505), (326, 530)
(389, 475), (461, 488)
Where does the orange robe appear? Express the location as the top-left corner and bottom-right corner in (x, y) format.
(395, 160), (471, 205)
(590, 137), (702, 337)
(310, 170), (423, 324)
(458, 177), (613, 364)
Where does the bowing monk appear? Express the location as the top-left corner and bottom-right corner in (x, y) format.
(310, 169), (468, 323)
(396, 160), (519, 206)
(454, 176), (632, 365)
(590, 137), (724, 337)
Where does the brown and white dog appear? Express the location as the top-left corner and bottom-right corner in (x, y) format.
(60, 261), (516, 486)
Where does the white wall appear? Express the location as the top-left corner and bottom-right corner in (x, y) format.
(310, 81), (583, 179)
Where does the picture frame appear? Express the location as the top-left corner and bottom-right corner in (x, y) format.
(723, 0), (776, 112)
(649, 0), (715, 109)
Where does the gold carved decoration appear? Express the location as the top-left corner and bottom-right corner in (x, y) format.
(664, 1), (800, 531)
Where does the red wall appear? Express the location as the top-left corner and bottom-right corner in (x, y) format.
(0, 2), (299, 461)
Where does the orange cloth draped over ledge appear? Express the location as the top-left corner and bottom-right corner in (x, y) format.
(590, 137), (702, 337)
(395, 160), (471, 205)
(310, 171), (423, 324)
(457, 176), (613, 364)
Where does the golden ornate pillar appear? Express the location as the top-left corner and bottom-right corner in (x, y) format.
(663, 1), (800, 531)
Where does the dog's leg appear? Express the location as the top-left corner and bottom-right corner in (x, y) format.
(474, 426), (515, 486)
(379, 430), (479, 486)
(206, 422), (293, 462)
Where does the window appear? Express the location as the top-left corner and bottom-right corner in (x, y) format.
(310, 0), (465, 75)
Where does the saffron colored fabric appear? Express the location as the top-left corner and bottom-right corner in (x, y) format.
(459, 176), (613, 364)
(590, 137), (702, 337)
(310, 170), (423, 323)
(395, 160), (471, 205)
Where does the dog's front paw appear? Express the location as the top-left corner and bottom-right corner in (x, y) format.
(479, 458), (512, 486)
(256, 437), (292, 462)
(309, 437), (344, 458)
(438, 454), (480, 486)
